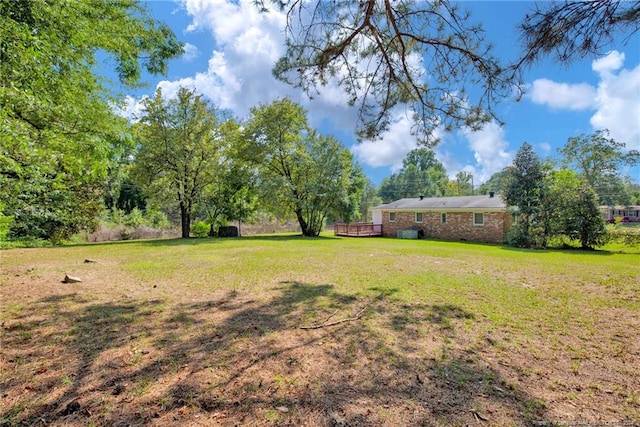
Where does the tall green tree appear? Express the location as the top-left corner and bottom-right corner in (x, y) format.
(378, 174), (403, 203)
(527, 168), (609, 249)
(478, 168), (513, 196)
(304, 133), (365, 233)
(631, 184), (640, 205)
(564, 185), (608, 250)
(196, 120), (257, 236)
(197, 164), (257, 236)
(547, 170), (607, 250)
(103, 134), (148, 215)
(132, 88), (223, 238)
(505, 142), (547, 247)
(424, 163), (449, 197)
(537, 167), (578, 248)
(559, 130), (639, 205)
(330, 163), (367, 224)
(0, 0), (182, 241)
(357, 179), (383, 223)
(402, 165), (423, 199)
(402, 148), (441, 171)
(243, 99), (364, 236)
(0, 202), (11, 240)
(377, 148), (448, 201)
(455, 171), (474, 196)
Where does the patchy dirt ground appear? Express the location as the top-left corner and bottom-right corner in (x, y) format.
(1, 247), (639, 427)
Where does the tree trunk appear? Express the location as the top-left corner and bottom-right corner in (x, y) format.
(180, 202), (191, 238)
(295, 208), (310, 236)
(306, 211), (324, 237)
(581, 228), (590, 250)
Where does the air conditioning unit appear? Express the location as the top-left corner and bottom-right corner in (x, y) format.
(397, 229), (419, 239)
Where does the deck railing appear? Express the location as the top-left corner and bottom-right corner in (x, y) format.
(334, 222), (382, 237)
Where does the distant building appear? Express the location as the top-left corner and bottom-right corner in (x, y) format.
(600, 205), (640, 223)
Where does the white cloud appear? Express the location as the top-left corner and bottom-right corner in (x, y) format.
(351, 112), (422, 171)
(158, 0), (360, 129)
(528, 78), (596, 111)
(112, 95), (148, 122)
(155, 0), (291, 117)
(590, 59), (640, 150)
(592, 50), (625, 75)
(527, 51), (640, 151)
(181, 43), (200, 61)
(538, 142), (552, 155)
(182, 0), (276, 44)
(157, 52), (245, 110)
(433, 149), (465, 181)
(459, 121), (513, 183)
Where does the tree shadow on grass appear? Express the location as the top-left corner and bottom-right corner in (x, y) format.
(499, 245), (621, 256)
(1, 283), (553, 426)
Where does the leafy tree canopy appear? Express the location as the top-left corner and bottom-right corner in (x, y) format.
(132, 87), (225, 238)
(455, 171), (475, 196)
(506, 142), (546, 214)
(403, 148), (441, 172)
(262, 0), (517, 144)
(478, 168), (513, 196)
(199, 120), (259, 236)
(505, 142), (547, 247)
(356, 179), (383, 223)
(243, 99), (365, 236)
(0, 0), (183, 242)
(258, 0), (638, 145)
(550, 171), (607, 250)
(504, 145), (608, 249)
(559, 130), (640, 205)
(378, 148), (449, 202)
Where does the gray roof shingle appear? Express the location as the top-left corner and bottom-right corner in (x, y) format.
(372, 194), (506, 210)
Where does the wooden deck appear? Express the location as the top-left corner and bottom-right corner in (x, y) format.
(334, 223), (382, 237)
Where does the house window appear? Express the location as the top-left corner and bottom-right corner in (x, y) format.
(441, 213), (447, 224)
(415, 212), (423, 223)
(473, 212), (484, 226)
(389, 212), (396, 222)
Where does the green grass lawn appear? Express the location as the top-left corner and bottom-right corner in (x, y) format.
(1, 234), (639, 426)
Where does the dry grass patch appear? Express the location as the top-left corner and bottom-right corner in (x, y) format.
(1, 235), (639, 426)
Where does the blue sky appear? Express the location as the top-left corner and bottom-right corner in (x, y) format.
(116, 1), (640, 187)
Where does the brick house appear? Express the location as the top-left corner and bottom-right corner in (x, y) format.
(600, 205), (640, 223)
(371, 194), (511, 243)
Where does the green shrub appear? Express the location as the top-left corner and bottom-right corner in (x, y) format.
(0, 238), (51, 249)
(145, 209), (171, 229)
(120, 227), (132, 240)
(126, 207), (145, 227)
(109, 208), (127, 226)
(505, 223), (537, 248)
(607, 225), (640, 247)
(0, 203), (13, 241)
(191, 221), (209, 238)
